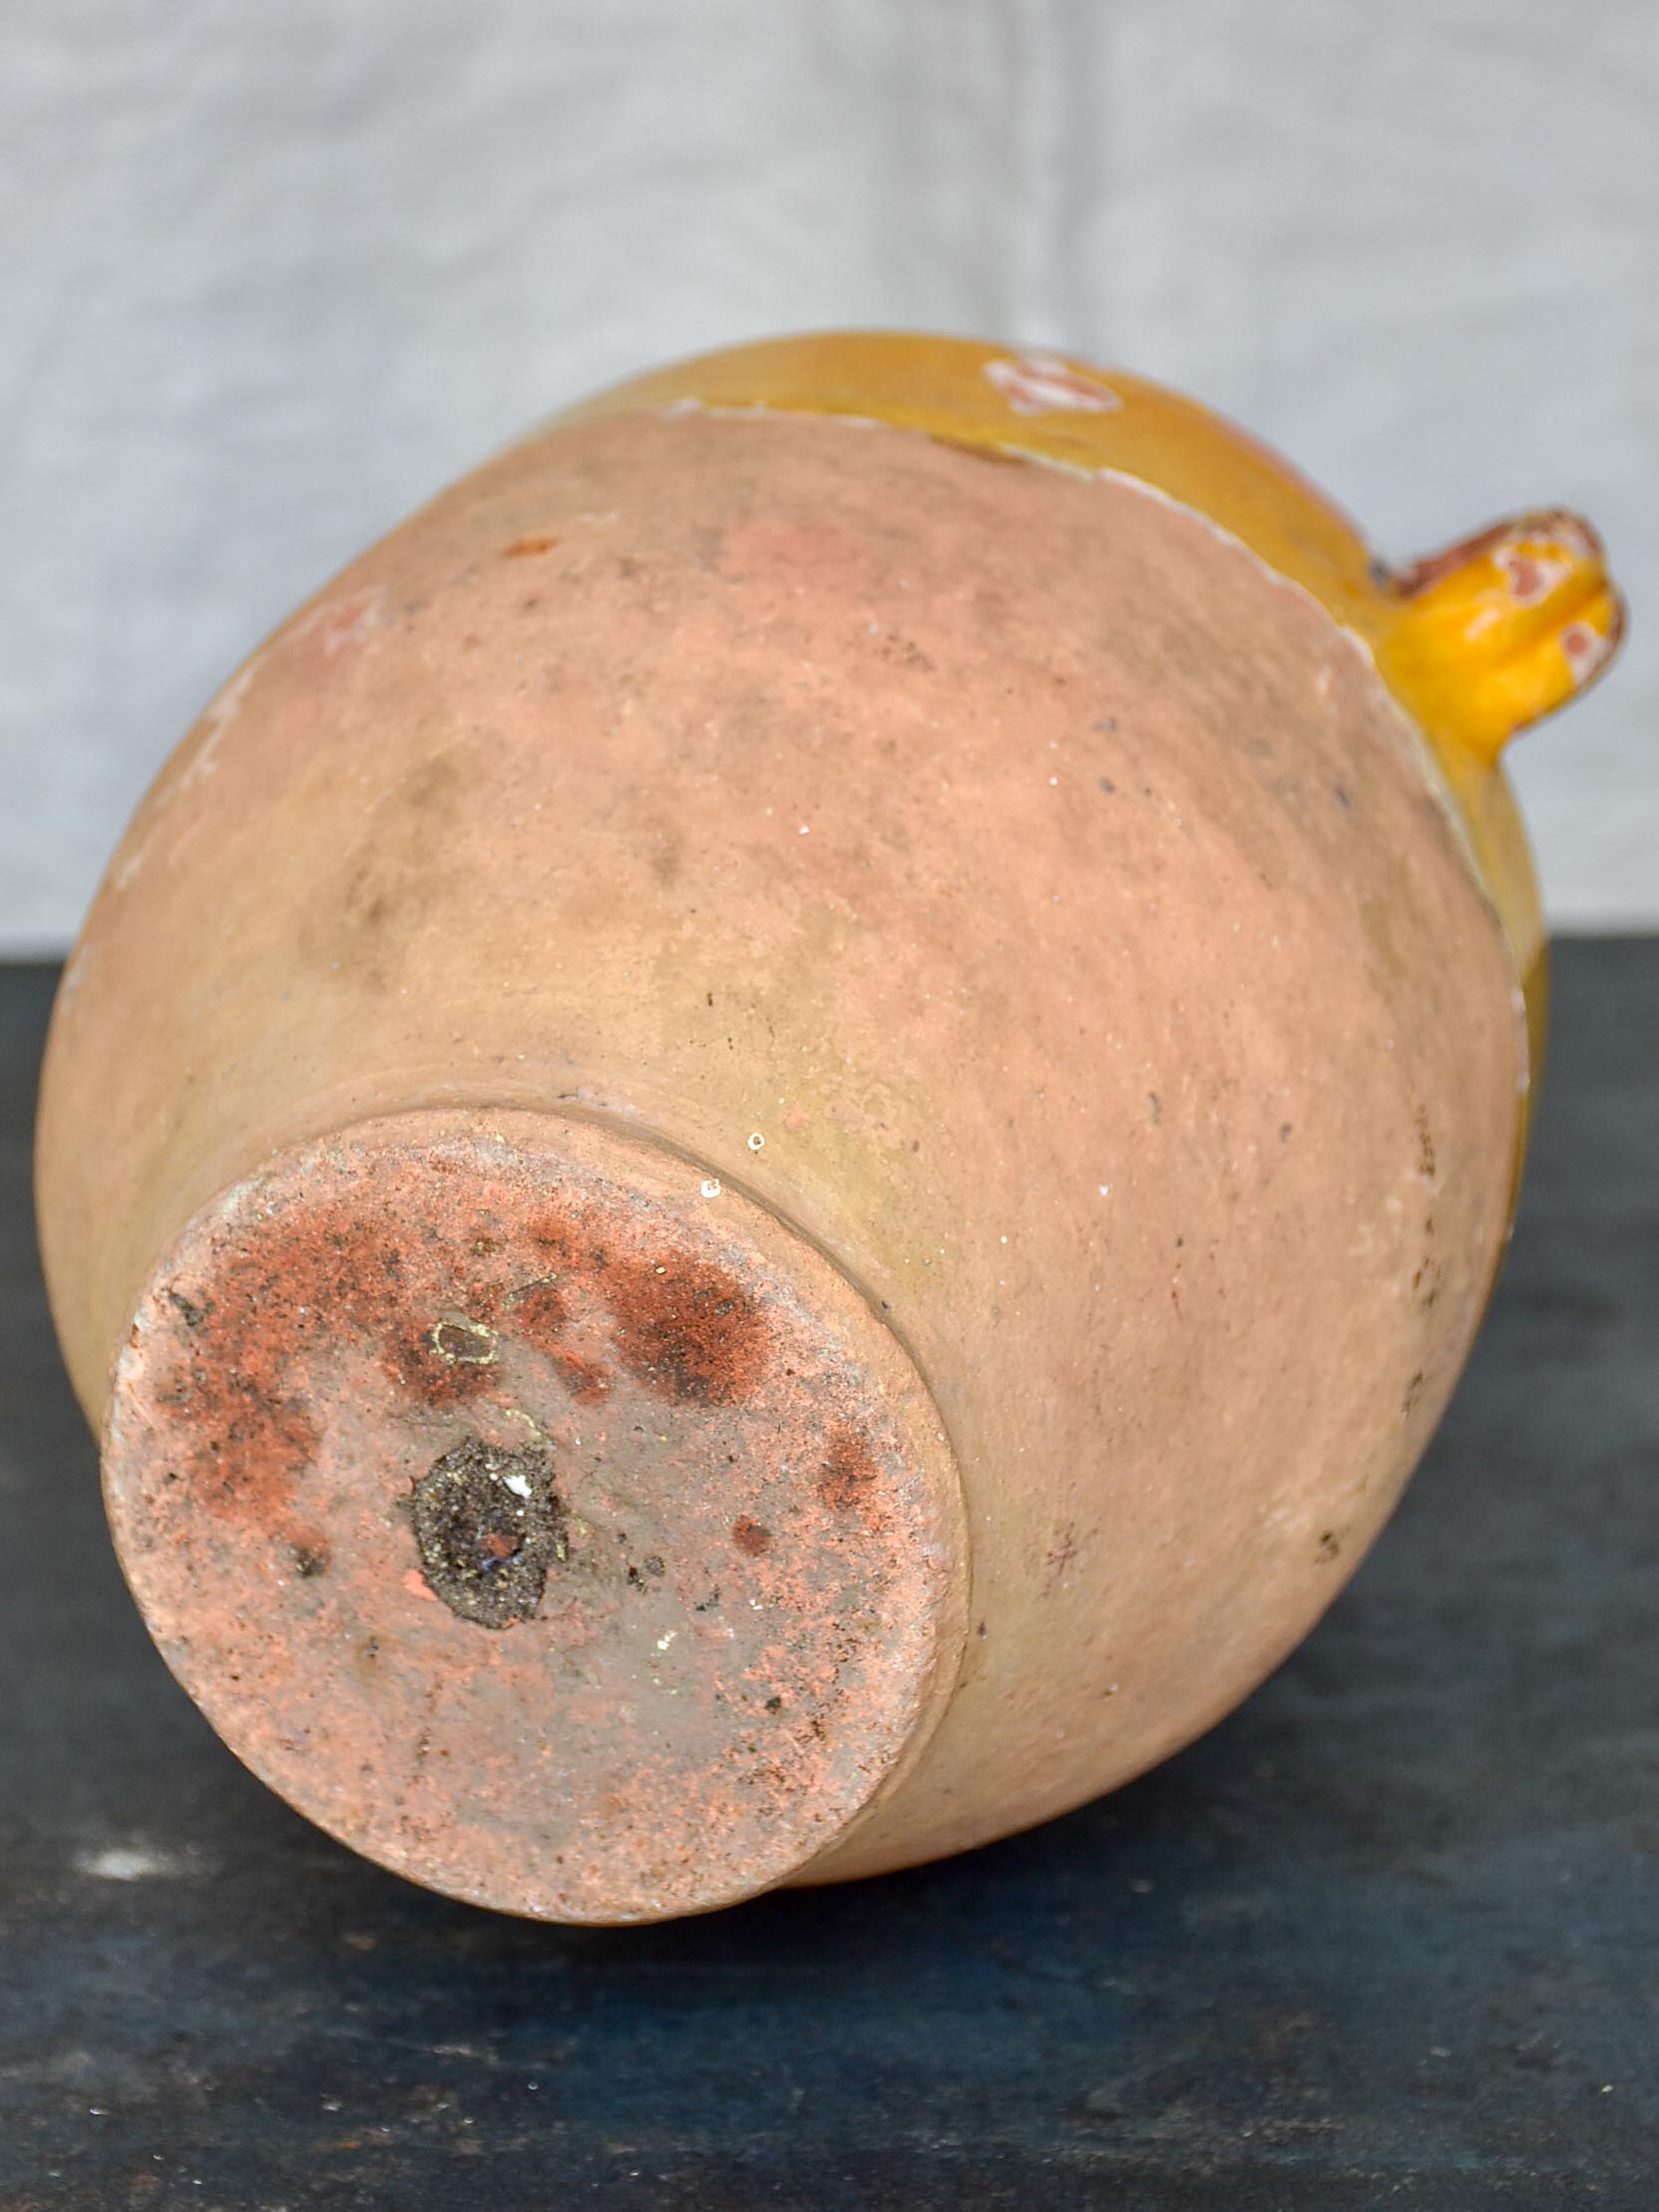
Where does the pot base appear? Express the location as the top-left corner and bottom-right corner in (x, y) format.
(103, 1108), (966, 1922)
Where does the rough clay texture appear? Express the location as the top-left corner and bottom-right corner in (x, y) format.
(103, 1112), (964, 1922)
(39, 409), (1523, 1903)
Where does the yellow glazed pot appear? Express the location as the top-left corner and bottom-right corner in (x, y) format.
(36, 333), (1625, 1924)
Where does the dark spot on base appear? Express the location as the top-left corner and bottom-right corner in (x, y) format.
(604, 1255), (768, 1406)
(410, 1438), (563, 1630)
(290, 1542), (329, 1579)
(732, 1517), (772, 1556)
(432, 1319), (498, 1364)
(386, 1328), (500, 1410)
(167, 1288), (210, 1329)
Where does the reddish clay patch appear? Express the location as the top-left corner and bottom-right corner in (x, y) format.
(145, 1217), (357, 1528)
(152, 1350), (320, 1531)
(818, 1423), (881, 1513)
(383, 1321), (501, 1411)
(526, 1207), (608, 1273)
(602, 1254), (768, 1407)
(147, 1205), (517, 1528)
(500, 1277), (612, 1402)
(506, 1277), (571, 1345)
(731, 1516), (772, 1556)
(503, 533), (560, 558)
(549, 1346), (613, 1404)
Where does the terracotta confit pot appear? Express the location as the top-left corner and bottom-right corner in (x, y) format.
(36, 334), (1625, 1924)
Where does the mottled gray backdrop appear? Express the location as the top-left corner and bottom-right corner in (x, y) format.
(3, 0), (1653, 947)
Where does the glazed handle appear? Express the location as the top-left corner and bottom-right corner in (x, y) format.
(1384, 511), (1625, 766)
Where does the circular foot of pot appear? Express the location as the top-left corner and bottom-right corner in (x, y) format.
(103, 1109), (966, 1923)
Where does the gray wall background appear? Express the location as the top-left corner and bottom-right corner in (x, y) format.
(3, 0), (1653, 949)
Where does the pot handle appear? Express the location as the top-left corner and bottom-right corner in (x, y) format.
(1383, 510), (1625, 766)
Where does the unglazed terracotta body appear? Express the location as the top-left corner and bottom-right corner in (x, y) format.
(37, 334), (1624, 1922)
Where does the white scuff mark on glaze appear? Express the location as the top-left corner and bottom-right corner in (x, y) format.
(699, 1177), (722, 1199)
(1096, 1183), (1110, 1197)
(75, 1843), (202, 1882)
(746, 1131), (765, 1151)
(1479, 511), (1600, 572)
(655, 1630), (677, 1652)
(984, 353), (1122, 417)
(1561, 619), (1617, 688)
(1495, 542), (1574, 607)
(501, 1471), (533, 1500)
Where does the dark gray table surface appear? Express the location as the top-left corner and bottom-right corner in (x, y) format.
(1, 945), (1655, 2211)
